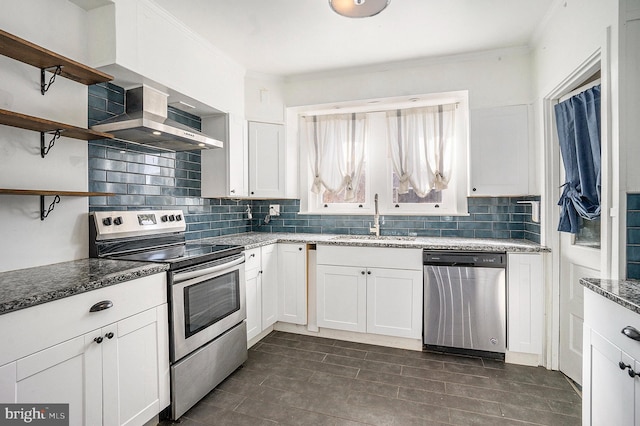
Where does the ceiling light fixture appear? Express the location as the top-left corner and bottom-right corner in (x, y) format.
(329, 0), (390, 18)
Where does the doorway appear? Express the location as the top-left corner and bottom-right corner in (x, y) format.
(544, 52), (610, 387)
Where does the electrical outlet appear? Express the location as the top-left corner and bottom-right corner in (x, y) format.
(269, 204), (280, 216)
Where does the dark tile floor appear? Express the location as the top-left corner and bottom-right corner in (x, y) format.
(168, 331), (581, 426)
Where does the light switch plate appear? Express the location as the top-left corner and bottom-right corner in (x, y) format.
(269, 204), (280, 216)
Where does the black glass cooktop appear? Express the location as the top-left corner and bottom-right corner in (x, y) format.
(109, 243), (243, 270)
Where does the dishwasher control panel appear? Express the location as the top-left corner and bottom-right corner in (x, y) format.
(423, 251), (506, 268)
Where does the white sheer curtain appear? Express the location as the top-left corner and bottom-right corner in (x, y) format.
(302, 113), (366, 201)
(386, 104), (456, 197)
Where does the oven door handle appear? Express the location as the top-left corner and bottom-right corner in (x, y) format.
(172, 256), (245, 284)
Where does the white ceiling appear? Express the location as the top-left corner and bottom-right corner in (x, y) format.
(153, 0), (557, 77)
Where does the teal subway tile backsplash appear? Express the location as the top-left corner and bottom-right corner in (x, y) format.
(628, 193), (640, 279)
(250, 197), (541, 242)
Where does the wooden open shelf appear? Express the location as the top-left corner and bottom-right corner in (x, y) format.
(0, 189), (115, 220)
(0, 189), (115, 197)
(0, 108), (113, 141)
(0, 29), (113, 86)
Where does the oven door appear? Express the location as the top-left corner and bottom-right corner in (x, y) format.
(170, 253), (246, 361)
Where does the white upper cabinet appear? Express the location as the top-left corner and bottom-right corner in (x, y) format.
(201, 113), (248, 198)
(470, 105), (531, 196)
(248, 121), (286, 198)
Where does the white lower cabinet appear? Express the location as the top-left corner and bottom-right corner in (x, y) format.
(316, 265), (366, 333)
(507, 253), (543, 356)
(245, 244), (279, 342)
(366, 267), (423, 339)
(316, 246), (422, 339)
(583, 289), (640, 425)
(278, 243), (307, 325)
(0, 274), (169, 426)
(261, 244), (278, 328)
(0, 334), (97, 425)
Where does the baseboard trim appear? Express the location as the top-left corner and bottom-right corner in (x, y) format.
(272, 322), (423, 351)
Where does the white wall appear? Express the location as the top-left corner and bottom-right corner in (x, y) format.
(0, 0), (91, 271)
(245, 72), (285, 123)
(284, 47), (533, 109)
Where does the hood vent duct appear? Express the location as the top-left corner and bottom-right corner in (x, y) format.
(91, 86), (223, 151)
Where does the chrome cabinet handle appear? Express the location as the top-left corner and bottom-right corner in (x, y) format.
(89, 300), (113, 312)
(621, 326), (640, 341)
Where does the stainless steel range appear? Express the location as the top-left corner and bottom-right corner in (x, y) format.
(89, 210), (247, 420)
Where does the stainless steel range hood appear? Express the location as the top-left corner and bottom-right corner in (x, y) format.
(91, 86), (223, 151)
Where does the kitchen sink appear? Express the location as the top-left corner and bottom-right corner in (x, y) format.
(330, 235), (417, 241)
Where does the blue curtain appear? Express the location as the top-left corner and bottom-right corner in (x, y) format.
(554, 85), (601, 233)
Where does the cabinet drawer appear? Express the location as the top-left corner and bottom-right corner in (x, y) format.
(0, 273), (167, 366)
(317, 246), (422, 270)
(245, 247), (261, 271)
(585, 289), (640, 360)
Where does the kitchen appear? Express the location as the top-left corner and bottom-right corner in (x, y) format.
(0, 0), (638, 425)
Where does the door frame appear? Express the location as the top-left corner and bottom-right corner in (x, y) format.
(542, 29), (614, 370)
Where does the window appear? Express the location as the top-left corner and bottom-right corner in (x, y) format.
(295, 92), (469, 216)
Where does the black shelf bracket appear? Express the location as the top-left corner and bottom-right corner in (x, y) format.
(41, 130), (61, 158)
(40, 194), (61, 220)
(40, 65), (63, 95)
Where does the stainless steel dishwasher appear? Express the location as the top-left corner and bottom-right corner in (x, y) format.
(423, 251), (506, 357)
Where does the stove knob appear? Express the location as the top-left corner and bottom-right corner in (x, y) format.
(113, 217), (123, 226)
(161, 215), (168, 222)
(176, 214), (183, 221)
(102, 217), (112, 226)
(168, 215), (175, 222)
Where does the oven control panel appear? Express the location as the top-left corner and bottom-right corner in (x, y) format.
(91, 210), (186, 240)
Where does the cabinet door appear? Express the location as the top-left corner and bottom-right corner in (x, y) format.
(8, 331), (103, 426)
(102, 305), (170, 426)
(248, 121), (285, 198)
(585, 329), (635, 425)
(278, 243), (307, 325)
(316, 265), (366, 332)
(228, 113), (248, 197)
(507, 253), (543, 355)
(470, 105), (530, 196)
(245, 265), (262, 342)
(261, 244), (278, 329)
(366, 267), (423, 339)
(201, 113), (248, 197)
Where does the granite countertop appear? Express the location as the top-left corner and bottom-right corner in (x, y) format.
(0, 259), (169, 315)
(581, 278), (640, 315)
(0, 233), (546, 317)
(202, 232), (549, 253)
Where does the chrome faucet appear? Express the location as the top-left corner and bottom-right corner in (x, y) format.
(369, 193), (380, 237)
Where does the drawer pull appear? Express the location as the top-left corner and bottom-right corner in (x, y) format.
(105, 332), (114, 339)
(89, 300), (113, 312)
(94, 336), (103, 344)
(621, 326), (640, 341)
